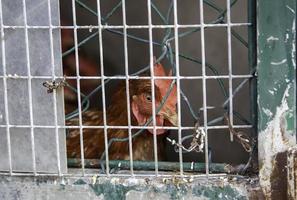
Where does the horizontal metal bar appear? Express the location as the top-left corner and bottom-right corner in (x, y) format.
(67, 159), (239, 173)
(0, 171), (229, 178)
(1, 23), (251, 29)
(0, 124), (253, 129)
(0, 75), (254, 80)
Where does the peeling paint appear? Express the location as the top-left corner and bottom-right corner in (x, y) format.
(192, 185), (247, 200)
(266, 36), (279, 42)
(258, 86), (296, 198)
(0, 176), (262, 200)
(285, 33), (289, 42)
(262, 108), (273, 117)
(286, 5), (295, 14)
(268, 90), (275, 95)
(291, 19), (296, 68)
(90, 177), (254, 200)
(271, 59), (287, 66)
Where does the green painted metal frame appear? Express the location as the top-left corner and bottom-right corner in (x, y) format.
(257, 0), (296, 198)
(257, 0), (296, 133)
(68, 159), (238, 173)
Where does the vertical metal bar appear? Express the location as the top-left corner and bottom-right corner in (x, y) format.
(226, 0), (234, 141)
(0, 0), (12, 175)
(96, 0), (110, 176)
(173, 0), (183, 176)
(122, 0), (134, 176)
(248, 0), (257, 138)
(47, 0), (61, 176)
(199, 0), (209, 176)
(22, 0), (37, 175)
(71, 0), (85, 175)
(147, 0), (159, 176)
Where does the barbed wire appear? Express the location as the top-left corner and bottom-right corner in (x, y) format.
(61, 0), (256, 173)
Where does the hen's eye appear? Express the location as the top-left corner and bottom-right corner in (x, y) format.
(146, 94), (152, 101)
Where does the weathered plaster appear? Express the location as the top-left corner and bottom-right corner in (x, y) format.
(0, 175), (262, 200)
(287, 147), (297, 199)
(258, 86), (296, 197)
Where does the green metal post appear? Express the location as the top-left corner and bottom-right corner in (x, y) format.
(257, 0), (296, 198)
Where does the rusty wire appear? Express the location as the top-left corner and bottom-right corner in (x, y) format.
(224, 114), (252, 153)
(42, 76), (66, 93)
(167, 120), (206, 153)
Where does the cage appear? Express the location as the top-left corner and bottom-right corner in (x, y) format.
(0, 0), (296, 199)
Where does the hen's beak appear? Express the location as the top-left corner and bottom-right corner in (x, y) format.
(159, 106), (178, 126)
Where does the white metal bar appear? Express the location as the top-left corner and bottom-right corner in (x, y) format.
(147, 0), (159, 176)
(0, 23), (252, 30)
(71, 0), (85, 175)
(122, 0), (134, 176)
(173, 0), (184, 176)
(0, 0), (12, 175)
(22, 0), (37, 175)
(96, 0), (110, 176)
(0, 124), (253, 130)
(227, 0), (234, 141)
(47, 0), (62, 176)
(199, 0), (209, 176)
(0, 74), (254, 80)
(0, 171), (229, 178)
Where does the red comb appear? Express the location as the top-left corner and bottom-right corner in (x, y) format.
(154, 62), (177, 109)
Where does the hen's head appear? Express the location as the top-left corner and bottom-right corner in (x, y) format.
(131, 61), (177, 135)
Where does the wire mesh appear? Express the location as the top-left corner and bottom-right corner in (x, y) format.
(0, 0), (67, 175)
(0, 0), (256, 177)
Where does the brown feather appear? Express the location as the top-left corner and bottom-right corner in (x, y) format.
(66, 79), (166, 161)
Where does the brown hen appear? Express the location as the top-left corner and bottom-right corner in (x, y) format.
(66, 62), (177, 161)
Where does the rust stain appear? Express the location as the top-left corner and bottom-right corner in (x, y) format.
(270, 152), (288, 199)
(287, 147), (297, 200)
(258, 86), (296, 199)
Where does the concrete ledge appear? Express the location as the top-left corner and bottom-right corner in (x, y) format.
(0, 175), (263, 200)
